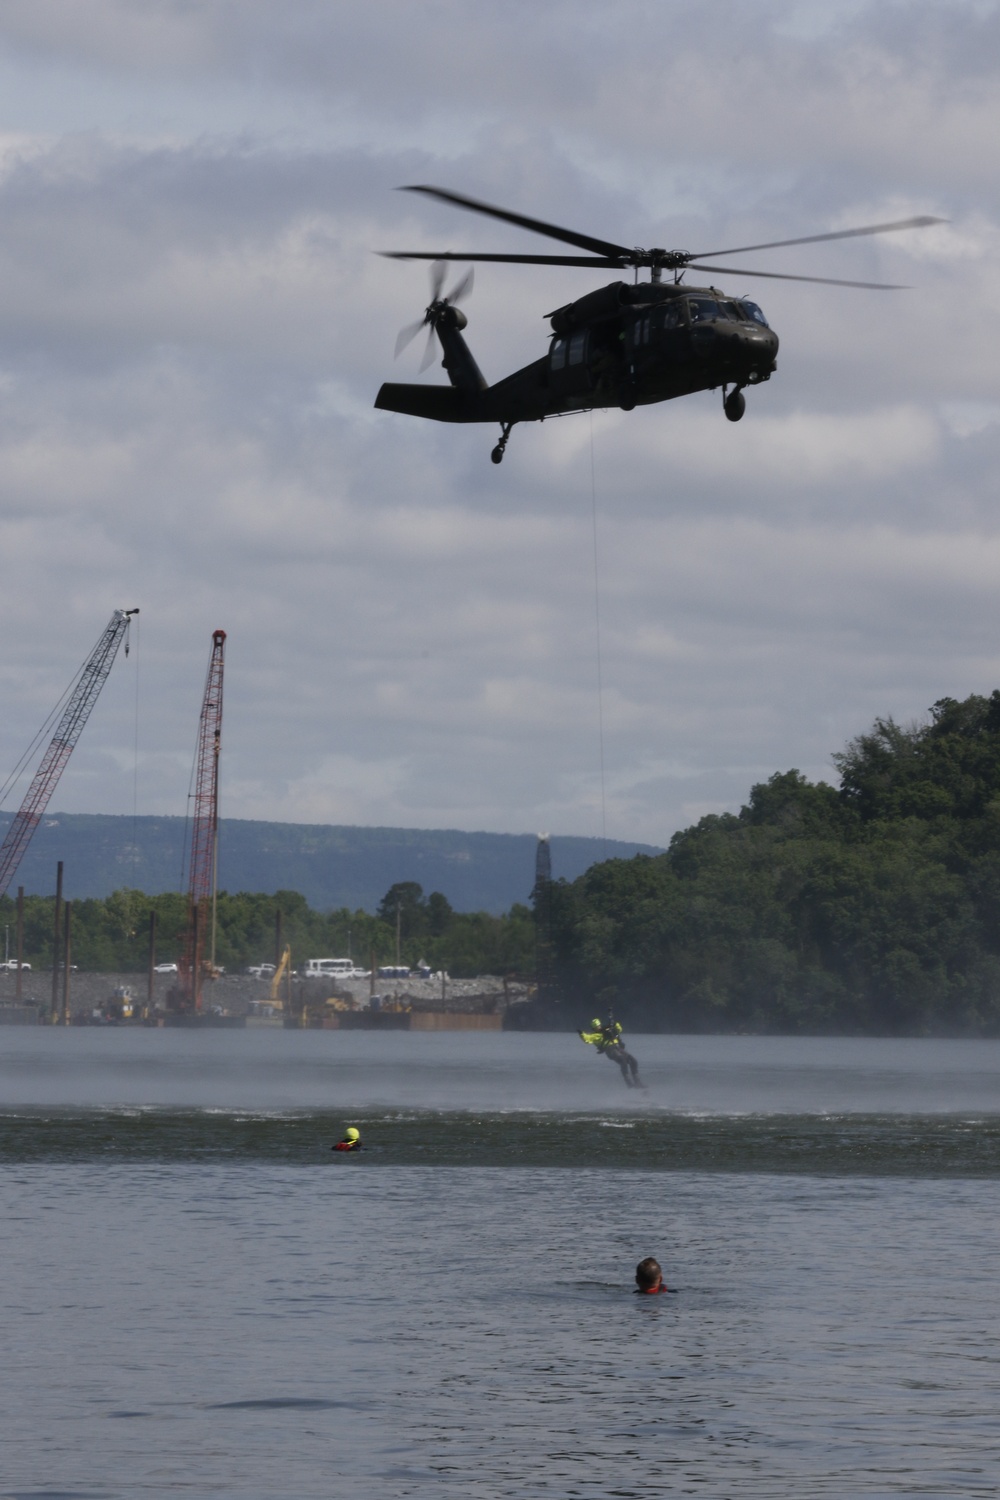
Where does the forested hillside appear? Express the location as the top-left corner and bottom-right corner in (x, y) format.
(0, 815), (656, 914)
(543, 694), (1000, 1036)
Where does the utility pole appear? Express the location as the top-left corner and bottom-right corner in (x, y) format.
(191, 902), (201, 1014)
(532, 833), (554, 1007)
(395, 902), (401, 965)
(275, 907), (283, 971)
(62, 900), (72, 1025)
(147, 908), (157, 1016)
(50, 860), (63, 1023)
(15, 887), (23, 1003)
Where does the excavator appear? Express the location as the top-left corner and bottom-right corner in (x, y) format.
(269, 945), (292, 1011)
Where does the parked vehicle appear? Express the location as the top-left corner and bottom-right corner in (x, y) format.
(0, 960), (30, 971)
(303, 957), (354, 980)
(153, 962), (178, 974)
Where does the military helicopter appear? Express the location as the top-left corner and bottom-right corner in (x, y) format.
(375, 185), (943, 463)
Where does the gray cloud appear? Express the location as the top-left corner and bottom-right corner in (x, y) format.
(0, 2), (995, 858)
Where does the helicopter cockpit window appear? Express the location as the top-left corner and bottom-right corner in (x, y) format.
(740, 300), (769, 326)
(568, 330), (587, 365)
(718, 301), (743, 321)
(687, 297), (718, 323)
(551, 337), (567, 370)
(661, 301), (683, 328)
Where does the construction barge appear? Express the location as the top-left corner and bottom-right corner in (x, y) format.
(0, 969), (532, 1029)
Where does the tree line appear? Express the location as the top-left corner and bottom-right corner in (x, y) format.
(537, 693), (1000, 1036)
(9, 691), (1000, 1033)
(0, 881), (536, 979)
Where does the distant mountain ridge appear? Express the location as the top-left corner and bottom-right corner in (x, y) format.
(0, 813), (661, 914)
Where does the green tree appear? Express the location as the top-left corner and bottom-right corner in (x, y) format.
(376, 882), (427, 944)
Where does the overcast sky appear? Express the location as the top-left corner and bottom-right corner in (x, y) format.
(0, 0), (996, 854)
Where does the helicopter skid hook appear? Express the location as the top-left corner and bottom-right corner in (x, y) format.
(491, 421), (515, 465)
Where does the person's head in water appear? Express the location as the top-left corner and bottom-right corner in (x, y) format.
(635, 1257), (663, 1293)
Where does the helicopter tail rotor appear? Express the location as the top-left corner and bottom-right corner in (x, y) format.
(394, 262), (474, 371)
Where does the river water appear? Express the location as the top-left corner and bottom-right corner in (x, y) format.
(1, 1031), (998, 1498)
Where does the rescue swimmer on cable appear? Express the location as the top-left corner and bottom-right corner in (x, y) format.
(579, 1017), (643, 1089)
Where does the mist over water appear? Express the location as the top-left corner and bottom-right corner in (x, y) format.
(3, 1031), (1000, 1496)
(3, 1028), (1000, 1113)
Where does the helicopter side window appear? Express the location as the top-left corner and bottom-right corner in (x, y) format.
(568, 330), (587, 365)
(687, 297), (718, 323)
(661, 301), (683, 328)
(740, 300), (769, 326)
(628, 314), (653, 348)
(551, 337), (567, 370)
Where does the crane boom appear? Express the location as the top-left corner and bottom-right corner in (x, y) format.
(269, 944), (291, 1006)
(179, 629), (226, 1012)
(0, 608), (139, 898)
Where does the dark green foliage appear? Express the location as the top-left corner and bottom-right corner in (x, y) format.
(547, 694), (1000, 1036)
(0, 883), (534, 980)
(376, 882), (429, 940)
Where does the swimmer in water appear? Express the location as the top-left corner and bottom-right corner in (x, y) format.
(634, 1256), (671, 1294)
(332, 1126), (363, 1153)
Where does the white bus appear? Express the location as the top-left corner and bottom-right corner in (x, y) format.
(303, 957), (354, 980)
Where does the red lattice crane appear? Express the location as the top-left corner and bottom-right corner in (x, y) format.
(0, 608), (139, 898)
(177, 629), (226, 1013)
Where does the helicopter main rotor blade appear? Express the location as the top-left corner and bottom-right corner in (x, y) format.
(688, 263), (908, 289)
(693, 215), (946, 261)
(401, 184), (633, 262)
(382, 251), (625, 267)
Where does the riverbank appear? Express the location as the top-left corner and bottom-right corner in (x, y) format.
(0, 968), (533, 1026)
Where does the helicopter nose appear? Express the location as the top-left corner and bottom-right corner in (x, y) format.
(741, 324), (779, 365)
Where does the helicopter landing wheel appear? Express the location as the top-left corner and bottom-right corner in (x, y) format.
(724, 387), (746, 423)
(491, 420), (515, 465)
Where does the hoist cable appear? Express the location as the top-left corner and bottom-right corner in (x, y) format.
(589, 412), (608, 857)
(130, 614), (140, 889)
